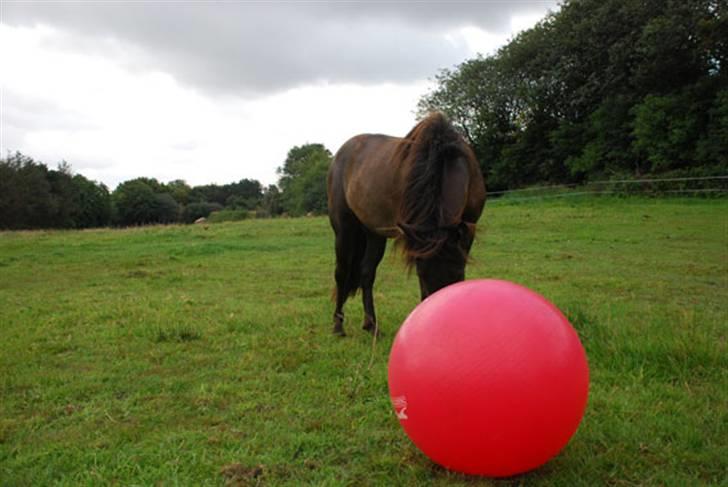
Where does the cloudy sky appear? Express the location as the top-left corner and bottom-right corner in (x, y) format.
(1, 1), (558, 190)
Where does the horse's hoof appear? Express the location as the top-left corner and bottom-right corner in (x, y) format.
(332, 326), (347, 337)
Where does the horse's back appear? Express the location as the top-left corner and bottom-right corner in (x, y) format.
(328, 134), (406, 237)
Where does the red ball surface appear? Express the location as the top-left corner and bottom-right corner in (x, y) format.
(388, 279), (589, 477)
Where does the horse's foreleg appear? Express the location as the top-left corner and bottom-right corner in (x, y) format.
(360, 232), (386, 335)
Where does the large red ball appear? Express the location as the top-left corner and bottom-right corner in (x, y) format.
(388, 279), (589, 477)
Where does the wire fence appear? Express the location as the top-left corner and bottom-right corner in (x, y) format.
(487, 175), (728, 203)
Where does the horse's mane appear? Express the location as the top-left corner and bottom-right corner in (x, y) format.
(395, 112), (473, 265)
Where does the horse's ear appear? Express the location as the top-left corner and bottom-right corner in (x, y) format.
(439, 158), (468, 227)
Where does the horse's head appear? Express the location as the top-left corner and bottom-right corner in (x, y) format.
(399, 221), (476, 299)
(395, 112), (484, 300)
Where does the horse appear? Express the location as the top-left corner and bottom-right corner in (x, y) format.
(327, 112), (486, 336)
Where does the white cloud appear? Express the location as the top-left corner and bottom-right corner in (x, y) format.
(2, 2), (558, 94)
(0, 4), (555, 190)
(511, 11), (549, 35)
(455, 26), (511, 57)
(1, 23), (430, 188)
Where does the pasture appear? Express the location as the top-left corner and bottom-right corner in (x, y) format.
(1, 197), (726, 485)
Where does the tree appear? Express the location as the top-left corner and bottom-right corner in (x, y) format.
(163, 179), (192, 206)
(632, 93), (699, 172)
(0, 152), (53, 229)
(0, 153), (112, 229)
(418, 0), (726, 189)
(71, 175), (112, 228)
(278, 144), (332, 215)
(261, 185), (283, 216)
(46, 162), (79, 228)
(154, 193), (181, 224)
(112, 179), (179, 226)
(697, 87), (728, 166)
(188, 184), (228, 206)
(225, 178), (263, 209)
(187, 178), (263, 210)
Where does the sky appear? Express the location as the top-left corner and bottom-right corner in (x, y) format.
(1, 1), (559, 190)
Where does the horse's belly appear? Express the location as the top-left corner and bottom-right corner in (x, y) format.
(346, 188), (400, 238)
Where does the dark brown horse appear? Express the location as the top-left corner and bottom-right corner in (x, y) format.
(327, 112), (486, 336)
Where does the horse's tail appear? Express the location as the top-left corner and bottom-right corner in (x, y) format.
(342, 225), (366, 298)
(396, 112), (466, 264)
(330, 219), (367, 300)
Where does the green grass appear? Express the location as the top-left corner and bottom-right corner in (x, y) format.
(1, 197), (726, 486)
(207, 209), (255, 223)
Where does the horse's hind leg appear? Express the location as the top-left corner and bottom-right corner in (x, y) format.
(332, 217), (366, 336)
(360, 231), (386, 335)
(332, 233), (349, 336)
(332, 232), (349, 336)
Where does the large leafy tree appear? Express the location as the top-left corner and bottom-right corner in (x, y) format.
(71, 174), (112, 228)
(163, 179), (192, 206)
(0, 153), (54, 229)
(419, 0), (727, 190)
(277, 144), (332, 215)
(112, 178), (180, 226)
(188, 178), (263, 209)
(0, 153), (112, 229)
(225, 179), (263, 209)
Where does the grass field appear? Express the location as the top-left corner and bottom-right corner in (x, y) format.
(1, 197), (726, 486)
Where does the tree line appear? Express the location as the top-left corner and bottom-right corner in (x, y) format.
(418, 0), (726, 192)
(3, 0), (725, 229)
(0, 144), (331, 230)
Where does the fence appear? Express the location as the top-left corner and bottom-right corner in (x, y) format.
(487, 176), (728, 203)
